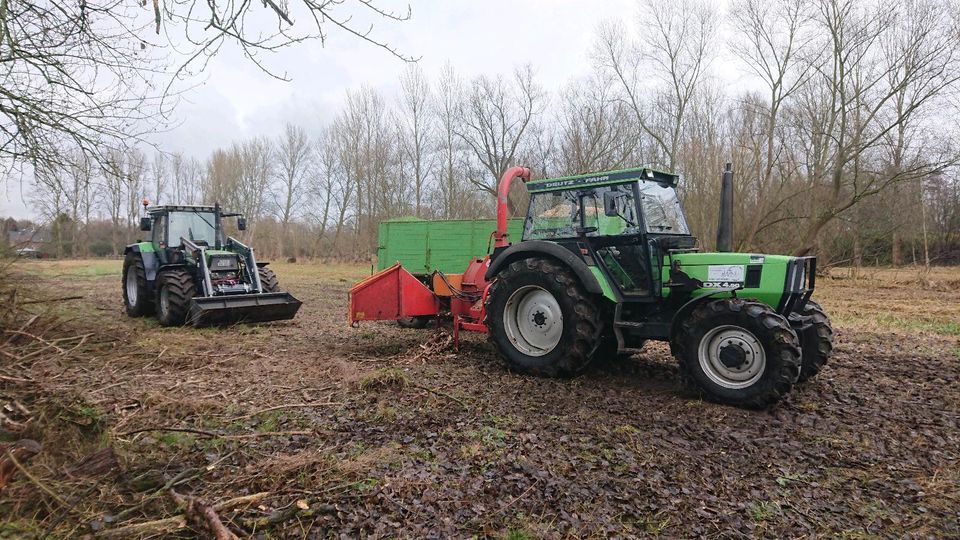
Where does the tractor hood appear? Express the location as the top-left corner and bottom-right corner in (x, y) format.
(663, 252), (813, 313)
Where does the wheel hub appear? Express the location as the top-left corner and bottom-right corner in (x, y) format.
(697, 326), (766, 389)
(718, 342), (748, 369)
(125, 269), (138, 306)
(503, 285), (563, 357)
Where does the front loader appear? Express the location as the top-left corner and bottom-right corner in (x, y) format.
(122, 203), (302, 327)
(350, 166), (834, 409)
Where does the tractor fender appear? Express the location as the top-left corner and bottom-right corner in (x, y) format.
(484, 240), (603, 296)
(124, 244), (160, 283)
(667, 287), (739, 352)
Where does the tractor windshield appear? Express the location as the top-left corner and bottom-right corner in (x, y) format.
(168, 211), (217, 247)
(637, 182), (690, 234)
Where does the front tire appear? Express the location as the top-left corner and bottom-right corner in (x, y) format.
(258, 266), (281, 292)
(122, 252), (153, 317)
(485, 257), (602, 377)
(795, 300), (833, 383)
(155, 269), (197, 327)
(675, 298), (801, 409)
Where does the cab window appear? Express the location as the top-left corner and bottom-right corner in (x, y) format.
(582, 183), (641, 237)
(523, 190), (581, 240)
(152, 215), (167, 248)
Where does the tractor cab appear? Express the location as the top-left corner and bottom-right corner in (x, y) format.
(522, 168), (695, 298)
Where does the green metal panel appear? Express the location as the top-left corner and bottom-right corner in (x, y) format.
(376, 218), (524, 275)
(661, 252), (791, 309)
(589, 266), (617, 302)
(135, 241), (156, 253)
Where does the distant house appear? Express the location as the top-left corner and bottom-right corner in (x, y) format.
(7, 228), (51, 252)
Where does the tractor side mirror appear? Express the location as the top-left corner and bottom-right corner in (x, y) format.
(237, 217), (247, 231)
(603, 191), (622, 217)
(139, 217), (152, 231)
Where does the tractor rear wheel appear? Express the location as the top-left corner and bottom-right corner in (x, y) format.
(675, 298), (801, 409)
(795, 299), (833, 383)
(258, 266), (281, 292)
(122, 252), (153, 317)
(485, 257), (601, 377)
(155, 269), (197, 327)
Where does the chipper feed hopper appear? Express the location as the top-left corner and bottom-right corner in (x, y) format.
(122, 203), (302, 327)
(349, 166), (833, 409)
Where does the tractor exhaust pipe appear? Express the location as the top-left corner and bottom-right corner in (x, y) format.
(716, 162), (734, 252)
(494, 166), (532, 249)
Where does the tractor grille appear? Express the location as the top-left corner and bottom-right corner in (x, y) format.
(779, 257), (816, 315)
(208, 254), (240, 272)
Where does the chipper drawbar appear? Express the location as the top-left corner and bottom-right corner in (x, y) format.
(122, 202), (301, 327)
(349, 165), (834, 409)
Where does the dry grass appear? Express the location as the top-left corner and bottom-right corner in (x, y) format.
(1, 258), (958, 538)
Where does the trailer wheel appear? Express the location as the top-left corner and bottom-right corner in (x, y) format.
(485, 257), (601, 377)
(122, 252), (153, 317)
(258, 266), (281, 292)
(398, 316), (432, 329)
(795, 299), (833, 383)
(675, 298), (801, 409)
(156, 269), (197, 327)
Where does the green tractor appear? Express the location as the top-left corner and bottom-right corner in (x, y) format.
(482, 166), (833, 408)
(122, 204), (302, 327)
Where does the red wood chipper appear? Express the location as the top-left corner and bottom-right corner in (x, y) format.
(348, 166), (532, 348)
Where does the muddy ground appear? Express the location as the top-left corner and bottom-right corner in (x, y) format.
(2, 260), (959, 538)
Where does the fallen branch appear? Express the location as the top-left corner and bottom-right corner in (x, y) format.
(97, 492), (269, 539)
(1, 442), (57, 502)
(411, 382), (468, 410)
(116, 427), (219, 438)
(169, 490), (238, 540)
(17, 295), (85, 305)
(231, 401), (342, 420)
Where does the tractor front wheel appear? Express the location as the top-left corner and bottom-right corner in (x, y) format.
(156, 269), (197, 327)
(258, 266), (281, 292)
(485, 257), (601, 377)
(795, 299), (833, 383)
(122, 252), (153, 317)
(675, 298), (801, 409)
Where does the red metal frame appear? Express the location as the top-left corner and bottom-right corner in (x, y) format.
(350, 166), (533, 350)
(349, 263), (439, 325)
(494, 166), (531, 249)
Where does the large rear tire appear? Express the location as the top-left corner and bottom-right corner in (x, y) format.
(674, 298), (801, 409)
(258, 266), (281, 292)
(122, 252), (153, 317)
(795, 299), (833, 383)
(155, 269), (197, 327)
(485, 257), (602, 377)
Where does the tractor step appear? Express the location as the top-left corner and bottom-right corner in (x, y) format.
(189, 292), (302, 326)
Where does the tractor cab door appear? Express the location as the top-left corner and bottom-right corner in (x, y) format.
(581, 184), (652, 297)
(151, 213), (171, 264)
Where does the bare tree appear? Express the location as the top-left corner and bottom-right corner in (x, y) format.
(595, 0), (717, 170)
(150, 153), (168, 205)
(274, 124), (312, 256)
(397, 64), (434, 216)
(792, 0), (960, 255)
(456, 65), (545, 200)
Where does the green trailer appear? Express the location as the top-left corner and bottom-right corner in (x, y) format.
(376, 217), (524, 275)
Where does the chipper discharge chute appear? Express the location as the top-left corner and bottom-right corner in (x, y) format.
(122, 202), (302, 327)
(349, 164), (834, 410)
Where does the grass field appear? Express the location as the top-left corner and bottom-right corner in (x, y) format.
(1, 259), (958, 538)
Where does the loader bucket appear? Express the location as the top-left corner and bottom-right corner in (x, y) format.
(188, 292), (302, 326)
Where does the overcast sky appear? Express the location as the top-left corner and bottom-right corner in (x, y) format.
(1, 0), (652, 219)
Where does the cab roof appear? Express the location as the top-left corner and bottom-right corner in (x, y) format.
(526, 166), (678, 193)
(146, 205), (220, 215)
